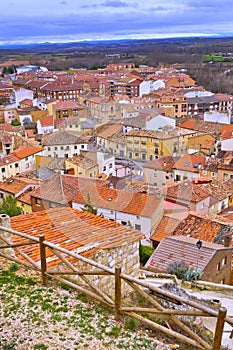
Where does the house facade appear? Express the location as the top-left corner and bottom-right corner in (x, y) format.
(41, 130), (89, 158)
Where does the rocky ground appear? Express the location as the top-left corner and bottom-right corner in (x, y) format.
(0, 259), (179, 350)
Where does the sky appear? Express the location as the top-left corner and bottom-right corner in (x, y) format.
(1, 0), (233, 45)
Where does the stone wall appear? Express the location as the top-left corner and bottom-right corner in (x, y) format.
(51, 240), (141, 298)
(0, 214), (15, 257)
(92, 241), (140, 296)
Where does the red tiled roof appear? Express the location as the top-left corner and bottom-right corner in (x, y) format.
(25, 130), (35, 138)
(0, 177), (37, 196)
(20, 98), (33, 106)
(221, 130), (233, 140)
(150, 215), (183, 242)
(172, 212), (222, 241)
(146, 235), (228, 273)
(173, 154), (206, 172)
(0, 155), (19, 167)
(143, 156), (176, 171)
(164, 180), (210, 202)
(96, 124), (123, 139)
(201, 139), (215, 149)
(73, 184), (162, 217)
(31, 174), (109, 204)
(10, 207), (144, 266)
(39, 116), (54, 127)
(12, 146), (44, 159)
(53, 101), (80, 110)
(0, 124), (13, 132)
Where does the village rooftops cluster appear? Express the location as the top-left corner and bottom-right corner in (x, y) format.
(0, 62), (233, 285)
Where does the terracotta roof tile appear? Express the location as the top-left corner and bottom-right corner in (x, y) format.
(0, 177), (38, 196)
(96, 124), (123, 139)
(53, 101), (80, 110)
(164, 180), (210, 202)
(0, 154), (19, 167)
(143, 156), (176, 171)
(31, 174), (109, 204)
(42, 130), (87, 146)
(39, 116), (54, 127)
(12, 146), (44, 159)
(20, 98), (33, 106)
(173, 154), (206, 172)
(150, 215), (183, 242)
(73, 184), (162, 217)
(146, 235), (228, 273)
(10, 207), (144, 266)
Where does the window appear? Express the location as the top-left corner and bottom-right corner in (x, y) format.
(121, 221), (127, 226)
(35, 198), (41, 206)
(64, 154), (69, 158)
(15, 163), (19, 168)
(109, 163), (112, 169)
(135, 224), (141, 231)
(55, 147), (57, 150)
(48, 147), (51, 151)
(103, 166), (106, 171)
(0, 193), (3, 199)
(50, 202), (56, 208)
(217, 262), (221, 272)
(61, 146), (63, 150)
(211, 172), (215, 177)
(222, 257), (227, 266)
(74, 145), (77, 150)
(1, 168), (5, 173)
(81, 145), (85, 149)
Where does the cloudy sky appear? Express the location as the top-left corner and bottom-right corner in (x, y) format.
(1, 0), (233, 44)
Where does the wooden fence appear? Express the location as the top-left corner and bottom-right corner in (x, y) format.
(0, 225), (233, 350)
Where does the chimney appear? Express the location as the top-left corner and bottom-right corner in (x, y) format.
(0, 214), (15, 257)
(224, 235), (232, 248)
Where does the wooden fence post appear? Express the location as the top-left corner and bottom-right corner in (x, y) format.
(115, 266), (121, 321)
(212, 307), (227, 350)
(39, 234), (47, 286)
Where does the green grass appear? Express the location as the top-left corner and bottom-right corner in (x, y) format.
(202, 54), (229, 62)
(0, 264), (161, 350)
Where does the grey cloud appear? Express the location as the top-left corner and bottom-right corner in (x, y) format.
(80, 4), (98, 8)
(60, 1), (68, 5)
(100, 0), (129, 7)
(0, 3), (233, 43)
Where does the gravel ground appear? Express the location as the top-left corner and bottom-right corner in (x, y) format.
(0, 261), (175, 350)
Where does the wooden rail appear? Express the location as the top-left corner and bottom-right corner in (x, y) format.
(0, 225), (232, 350)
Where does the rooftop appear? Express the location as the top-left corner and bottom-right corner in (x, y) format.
(145, 235), (229, 273)
(12, 146), (44, 159)
(73, 184), (162, 217)
(10, 207), (144, 266)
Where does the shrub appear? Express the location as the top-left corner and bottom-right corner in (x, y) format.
(8, 263), (19, 272)
(167, 261), (202, 282)
(139, 244), (154, 266)
(124, 317), (139, 331)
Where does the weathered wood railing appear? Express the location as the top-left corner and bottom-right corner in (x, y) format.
(0, 225), (233, 350)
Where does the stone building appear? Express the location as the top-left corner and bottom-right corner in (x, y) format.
(9, 207), (144, 296)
